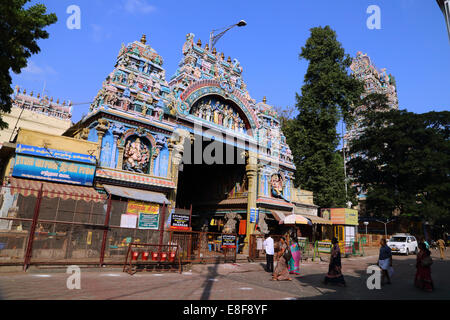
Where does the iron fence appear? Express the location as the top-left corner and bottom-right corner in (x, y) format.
(0, 184), (240, 268)
(169, 230), (237, 264)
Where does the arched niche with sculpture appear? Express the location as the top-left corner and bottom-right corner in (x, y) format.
(190, 95), (250, 134)
(119, 130), (156, 174)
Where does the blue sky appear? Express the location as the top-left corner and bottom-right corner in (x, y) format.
(12, 0), (450, 123)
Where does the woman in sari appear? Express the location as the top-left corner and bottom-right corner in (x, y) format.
(272, 237), (292, 281)
(288, 233), (301, 275)
(323, 237), (346, 286)
(415, 242), (434, 292)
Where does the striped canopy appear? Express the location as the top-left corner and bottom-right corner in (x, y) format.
(6, 177), (105, 202)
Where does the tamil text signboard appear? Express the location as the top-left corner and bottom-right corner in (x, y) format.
(16, 144), (96, 164)
(138, 212), (159, 230)
(170, 214), (190, 231)
(221, 234), (237, 248)
(12, 154), (95, 186)
(317, 241), (332, 253)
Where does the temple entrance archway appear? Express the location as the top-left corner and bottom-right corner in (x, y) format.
(175, 134), (248, 235)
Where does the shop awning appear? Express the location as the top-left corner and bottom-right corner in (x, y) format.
(282, 214), (312, 225)
(103, 184), (169, 204)
(299, 214), (333, 225)
(271, 210), (311, 225)
(7, 177), (105, 202)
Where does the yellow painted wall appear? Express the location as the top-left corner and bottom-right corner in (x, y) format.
(0, 107), (71, 144)
(16, 128), (99, 159)
(291, 187), (315, 205)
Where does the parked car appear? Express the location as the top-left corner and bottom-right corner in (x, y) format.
(387, 234), (418, 255)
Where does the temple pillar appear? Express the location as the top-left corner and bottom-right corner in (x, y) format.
(96, 119), (109, 163)
(150, 148), (160, 175)
(116, 146), (124, 170)
(243, 151), (258, 254)
(167, 129), (191, 210)
(110, 127), (122, 168)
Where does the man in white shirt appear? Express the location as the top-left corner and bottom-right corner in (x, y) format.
(263, 234), (274, 273)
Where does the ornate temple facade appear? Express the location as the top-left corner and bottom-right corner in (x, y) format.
(62, 34), (311, 249)
(0, 87), (72, 145)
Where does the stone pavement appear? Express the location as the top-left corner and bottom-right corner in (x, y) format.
(0, 249), (448, 300)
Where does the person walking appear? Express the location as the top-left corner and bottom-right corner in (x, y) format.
(437, 238), (446, 260)
(263, 234), (274, 273)
(323, 237), (346, 286)
(288, 232), (301, 275)
(378, 238), (393, 285)
(271, 237), (292, 281)
(415, 242), (434, 292)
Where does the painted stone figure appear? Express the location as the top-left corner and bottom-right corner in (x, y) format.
(270, 173), (284, 199)
(123, 137), (150, 173)
(223, 212), (242, 234)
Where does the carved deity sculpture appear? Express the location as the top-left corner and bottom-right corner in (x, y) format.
(223, 212), (242, 234)
(258, 212), (269, 235)
(270, 173), (284, 198)
(123, 137), (150, 173)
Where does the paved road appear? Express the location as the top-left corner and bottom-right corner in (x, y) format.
(0, 249), (448, 300)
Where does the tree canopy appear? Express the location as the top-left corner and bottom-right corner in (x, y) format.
(285, 26), (364, 208)
(348, 94), (450, 222)
(0, 0), (57, 129)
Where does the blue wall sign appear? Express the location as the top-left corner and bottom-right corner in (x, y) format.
(12, 154), (96, 186)
(16, 144), (96, 165)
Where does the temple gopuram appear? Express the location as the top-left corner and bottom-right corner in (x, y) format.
(62, 34), (316, 252)
(344, 52), (399, 212)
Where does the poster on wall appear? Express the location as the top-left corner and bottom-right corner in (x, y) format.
(317, 241), (332, 253)
(249, 208), (256, 223)
(120, 214), (138, 229)
(249, 208), (259, 224)
(138, 212), (159, 230)
(170, 214), (190, 230)
(221, 234), (237, 248)
(127, 200), (159, 216)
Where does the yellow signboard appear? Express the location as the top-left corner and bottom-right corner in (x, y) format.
(344, 208), (358, 225)
(126, 200), (159, 216)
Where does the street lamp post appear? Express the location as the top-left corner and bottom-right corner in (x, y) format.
(363, 221), (369, 235)
(437, 0), (450, 42)
(209, 20), (247, 49)
(375, 219), (394, 238)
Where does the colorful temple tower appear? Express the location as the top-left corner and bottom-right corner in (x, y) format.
(64, 34), (303, 251)
(345, 52), (398, 145)
(344, 52), (399, 207)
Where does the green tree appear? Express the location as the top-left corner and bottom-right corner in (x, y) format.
(348, 98), (450, 222)
(286, 26), (364, 208)
(0, 0), (57, 129)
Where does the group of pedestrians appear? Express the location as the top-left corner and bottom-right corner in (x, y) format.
(263, 234), (302, 281)
(262, 233), (443, 292)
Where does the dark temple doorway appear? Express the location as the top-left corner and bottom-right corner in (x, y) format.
(175, 135), (248, 231)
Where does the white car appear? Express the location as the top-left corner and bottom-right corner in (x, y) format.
(387, 234), (418, 255)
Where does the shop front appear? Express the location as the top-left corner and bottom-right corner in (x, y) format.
(0, 129), (105, 267)
(323, 208), (359, 255)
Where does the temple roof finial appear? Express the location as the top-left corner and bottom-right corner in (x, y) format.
(263, 96), (267, 103)
(140, 34), (147, 45)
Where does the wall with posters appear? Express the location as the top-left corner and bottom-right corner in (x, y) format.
(120, 200), (160, 230)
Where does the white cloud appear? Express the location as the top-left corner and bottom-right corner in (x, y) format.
(124, 0), (156, 14)
(91, 24), (112, 43)
(22, 61), (57, 75)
